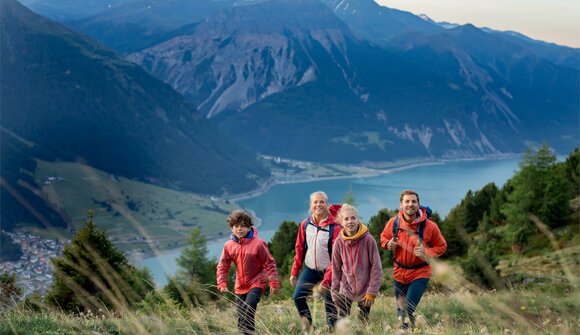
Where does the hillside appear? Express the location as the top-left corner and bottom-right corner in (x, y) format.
(1, 0), (270, 233)
(1, 261), (578, 334)
(29, 160), (240, 252)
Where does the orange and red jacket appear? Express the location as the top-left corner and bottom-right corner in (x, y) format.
(216, 227), (279, 294)
(290, 204), (342, 288)
(380, 209), (447, 285)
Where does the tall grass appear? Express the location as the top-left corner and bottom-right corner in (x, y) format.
(2, 278), (579, 335)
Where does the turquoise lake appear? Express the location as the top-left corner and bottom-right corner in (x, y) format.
(139, 157), (521, 286)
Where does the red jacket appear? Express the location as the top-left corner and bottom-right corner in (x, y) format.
(291, 204), (342, 288)
(216, 228), (279, 294)
(380, 209), (447, 284)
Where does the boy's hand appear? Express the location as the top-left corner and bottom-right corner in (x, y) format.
(289, 276), (298, 288)
(218, 286), (228, 293)
(270, 286), (280, 295)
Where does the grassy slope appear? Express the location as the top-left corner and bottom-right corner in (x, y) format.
(2, 281), (579, 334)
(27, 160), (239, 252)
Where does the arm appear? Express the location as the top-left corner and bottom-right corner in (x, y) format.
(258, 240), (280, 290)
(216, 245), (232, 291)
(320, 224), (342, 288)
(424, 221), (447, 258)
(380, 218), (394, 249)
(290, 220), (306, 277)
(366, 238), (383, 299)
(331, 239), (343, 302)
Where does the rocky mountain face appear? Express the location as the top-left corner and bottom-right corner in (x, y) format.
(126, 0), (578, 162)
(128, 0), (360, 118)
(1, 0), (269, 217)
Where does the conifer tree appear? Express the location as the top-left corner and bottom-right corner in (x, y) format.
(268, 220), (298, 276)
(164, 227), (215, 307)
(47, 211), (154, 313)
(0, 272), (22, 310)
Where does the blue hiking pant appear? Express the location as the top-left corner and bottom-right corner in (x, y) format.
(293, 266), (337, 328)
(394, 278), (429, 328)
(236, 287), (262, 335)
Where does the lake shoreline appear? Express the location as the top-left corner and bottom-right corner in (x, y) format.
(131, 154), (520, 264)
(221, 154), (519, 203)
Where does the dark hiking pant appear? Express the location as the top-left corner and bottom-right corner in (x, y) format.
(236, 287), (262, 335)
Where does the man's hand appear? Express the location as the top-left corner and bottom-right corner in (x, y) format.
(218, 286), (228, 293)
(413, 244), (426, 259)
(289, 276), (298, 288)
(270, 286), (280, 295)
(387, 237), (399, 251)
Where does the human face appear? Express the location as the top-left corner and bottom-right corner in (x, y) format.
(340, 208), (360, 237)
(400, 194), (419, 220)
(310, 193), (329, 219)
(231, 224), (251, 239)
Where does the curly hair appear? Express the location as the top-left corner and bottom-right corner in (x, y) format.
(227, 210), (253, 228)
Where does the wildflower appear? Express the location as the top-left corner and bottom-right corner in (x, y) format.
(520, 305), (526, 311)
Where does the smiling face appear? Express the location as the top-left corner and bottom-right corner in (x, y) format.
(340, 208), (360, 237)
(310, 192), (329, 220)
(231, 223), (251, 239)
(400, 194), (419, 221)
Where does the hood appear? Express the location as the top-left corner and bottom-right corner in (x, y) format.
(311, 203), (342, 227)
(341, 223), (368, 241)
(231, 226), (258, 243)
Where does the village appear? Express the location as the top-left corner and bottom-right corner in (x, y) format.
(0, 231), (66, 296)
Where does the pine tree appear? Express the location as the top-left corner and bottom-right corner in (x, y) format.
(268, 221), (298, 276)
(0, 272), (22, 310)
(164, 227), (215, 307)
(47, 211), (154, 313)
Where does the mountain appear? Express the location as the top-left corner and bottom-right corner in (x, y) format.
(0, 0), (269, 232)
(318, 0), (440, 43)
(127, 0), (578, 162)
(16, 0), (141, 21)
(67, 0), (252, 54)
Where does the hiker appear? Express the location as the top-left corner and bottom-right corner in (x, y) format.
(290, 191), (341, 331)
(331, 204), (382, 323)
(216, 210), (280, 335)
(380, 189), (447, 330)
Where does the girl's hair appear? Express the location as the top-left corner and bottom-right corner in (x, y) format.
(227, 210), (253, 228)
(337, 203), (359, 222)
(400, 189), (420, 203)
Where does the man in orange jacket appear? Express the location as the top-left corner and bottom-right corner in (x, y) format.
(380, 189), (447, 330)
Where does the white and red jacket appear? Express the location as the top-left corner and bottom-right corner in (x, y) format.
(291, 204), (342, 288)
(216, 227), (279, 294)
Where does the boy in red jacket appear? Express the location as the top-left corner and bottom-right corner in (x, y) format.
(380, 190), (447, 330)
(216, 210), (279, 335)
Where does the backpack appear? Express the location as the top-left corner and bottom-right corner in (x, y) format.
(391, 206), (433, 270)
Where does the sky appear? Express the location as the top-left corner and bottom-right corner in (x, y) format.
(377, 0), (580, 48)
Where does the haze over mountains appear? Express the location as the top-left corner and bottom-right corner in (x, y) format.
(124, 0), (578, 161)
(1, 0), (268, 229)
(3, 0), (579, 229)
